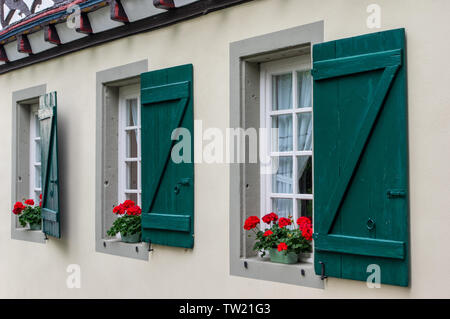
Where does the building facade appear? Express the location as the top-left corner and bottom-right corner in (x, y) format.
(1, 0), (449, 298)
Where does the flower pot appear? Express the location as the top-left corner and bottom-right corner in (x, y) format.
(269, 248), (298, 264)
(28, 223), (41, 230)
(299, 252), (312, 263)
(120, 232), (141, 243)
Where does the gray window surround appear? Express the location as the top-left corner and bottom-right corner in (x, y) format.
(95, 60), (150, 260)
(229, 22), (325, 289)
(11, 84), (47, 244)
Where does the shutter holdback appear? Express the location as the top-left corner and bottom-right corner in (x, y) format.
(319, 261), (328, 280)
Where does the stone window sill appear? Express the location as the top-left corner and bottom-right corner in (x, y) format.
(96, 238), (149, 260)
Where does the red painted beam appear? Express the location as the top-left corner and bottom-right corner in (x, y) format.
(44, 24), (61, 45)
(17, 34), (32, 54)
(0, 45), (8, 62)
(76, 12), (93, 34)
(153, 0), (175, 10)
(110, 0), (129, 23)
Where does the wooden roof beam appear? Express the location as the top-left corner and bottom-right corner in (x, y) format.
(153, 0), (175, 10)
(110, 0), (129, 23)
(44, 24), (61, 45)
(75, 12), (93, 34)
(0, 45), (8, 62)
(17, 34), (32, 54)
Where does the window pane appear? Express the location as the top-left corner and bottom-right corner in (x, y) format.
(35, 140), (40, 163)
(272, 74), (292, 110)
(297, 112), (312, 151)
(126, 129), (138, 158)
(126, 99), (138, 127)
(34, 114), (40, 137)
(297, 156), (312, 194)
(272, 198), (292, 219)
(125, 193), (138, 204)
(126, 161), (138, 189)
(272, 114), (293, 152)
(297, 71), (312, 108)
(272, 156), (293, 193)
(35, 166), (41, 189)
(297, 200), (313, 222)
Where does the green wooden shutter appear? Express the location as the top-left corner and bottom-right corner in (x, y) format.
(140, 64), (194, 248)
(312, 29), (408, 286)
(39, 92), (61, 238)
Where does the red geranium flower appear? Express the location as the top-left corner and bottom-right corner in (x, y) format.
(243, 216), (260, 230)
(112, 204), (126, 215)
(24, 199), (34, 206)
(12, 201), (25, 215)
(263, 230), (273, 237)
(39, 194), (42, 200)
(301, 224), (313, 241)
(122, 200), (135, 209)
(277, 242), (288, 252)
(127, 205), (142, 216)
(262, 212), (278, 224)
(278, 217), (292, 228)
(297, 216), (311, 230)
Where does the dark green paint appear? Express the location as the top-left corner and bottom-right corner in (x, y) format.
(313, 29), (409, 286)
(140, 64), (194, 249)
(39, 92), (60, 238)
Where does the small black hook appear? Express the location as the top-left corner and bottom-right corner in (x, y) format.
(44, 233), (48, 241)
(148, 241), (154, 252)
(319, 261), (328, 280)
(244, 261), (248, 269)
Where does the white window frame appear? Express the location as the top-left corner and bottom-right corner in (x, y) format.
(118, 84), (142, 207)
(29, 104), (42, 203)
(260, 56), (313, 226)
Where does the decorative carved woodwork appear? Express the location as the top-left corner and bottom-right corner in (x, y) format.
(17, 33), (32, 54)
(75, 12), (93, 34)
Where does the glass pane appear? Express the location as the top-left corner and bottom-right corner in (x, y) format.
(272, 114), (293, 152)
(34, 114), (40, 137)
(297, 200), (313, 222)
(125, 193), (138, 203)
(35, 166), (41, 189)
(272, 198), (293, 219)
(272, 73), (292, 110)
(297, 71), (312, 108)
(34, 191), (41, 204)
(272, 156), (293, 193)
(297, 112), (312, 151)
(126, 129), (138, 158)
(35, 140), (41, 163)
(297, 156), (312, 194)
(126, 161), (138, 189)
(126, 98), (138, 127)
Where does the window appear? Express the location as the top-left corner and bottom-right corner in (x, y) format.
(229, 22), (324, 289)
(96, 59), (150, 260)
(118, 85), (141, 206)
(11, 84), (47, 243)
(260, 57), (313, 232)
(29, 104), (42, 204)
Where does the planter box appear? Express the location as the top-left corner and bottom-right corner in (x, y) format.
(269, 248), (298, 264)
(28, 223), (41, 231)
(120, 232), (141, 243)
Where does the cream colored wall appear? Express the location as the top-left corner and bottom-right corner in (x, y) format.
(0, 0), (449, 298)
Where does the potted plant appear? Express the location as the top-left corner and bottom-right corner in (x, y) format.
(12, 196), (42, 230)
(244, 213), (313, 264)
(107, 200), (142, 243)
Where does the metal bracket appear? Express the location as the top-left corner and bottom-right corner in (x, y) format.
(387, 189), (406, 198)
(148, 241), (154, 252)
(44, 233), (48, 240)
